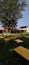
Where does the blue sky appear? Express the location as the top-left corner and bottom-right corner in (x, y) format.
(0, 0), (29, 28)
(17, 0), (29, 27)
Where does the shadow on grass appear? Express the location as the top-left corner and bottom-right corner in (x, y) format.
(0, 38), (29, 65)
(16, 36), (29, 49)
(8, 39), (23, 48)
(0, 38), (23, 65)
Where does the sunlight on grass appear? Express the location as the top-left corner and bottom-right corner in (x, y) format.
(9, 48), (13, 52)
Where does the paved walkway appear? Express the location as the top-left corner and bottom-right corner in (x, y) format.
(14, 46), (29, 61)
(15, 39), (23, 43)
(4, 37), (11, 41)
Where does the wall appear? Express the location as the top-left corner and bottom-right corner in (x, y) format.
(26, 27), (29, 32)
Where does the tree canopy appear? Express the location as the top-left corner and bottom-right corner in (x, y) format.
(0, 0), (27, 29)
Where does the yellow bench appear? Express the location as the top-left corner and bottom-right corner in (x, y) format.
(14, 46), (29, 61)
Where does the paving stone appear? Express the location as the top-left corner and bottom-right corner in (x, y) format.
(15, 39), (23, 43)
(14, 46), (29, 61)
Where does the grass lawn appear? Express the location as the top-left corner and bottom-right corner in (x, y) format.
(16, 36), (29, 49)
(0, 33), (29, 65)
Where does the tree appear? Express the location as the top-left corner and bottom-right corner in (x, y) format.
(0, 0), (27, 31)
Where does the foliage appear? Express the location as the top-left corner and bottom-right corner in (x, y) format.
(0, 0), (27, 29)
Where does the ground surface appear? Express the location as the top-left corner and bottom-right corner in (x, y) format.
(0, 33), (29, 65)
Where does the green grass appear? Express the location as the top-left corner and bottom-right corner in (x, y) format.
(20, 33), (29, 36)
(16, 33), (29, 49)
(25, 33), (29, 36)
(0, 38), (18, 63)
(0, 33), (29, 65)
(16, 36), (29, 49)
